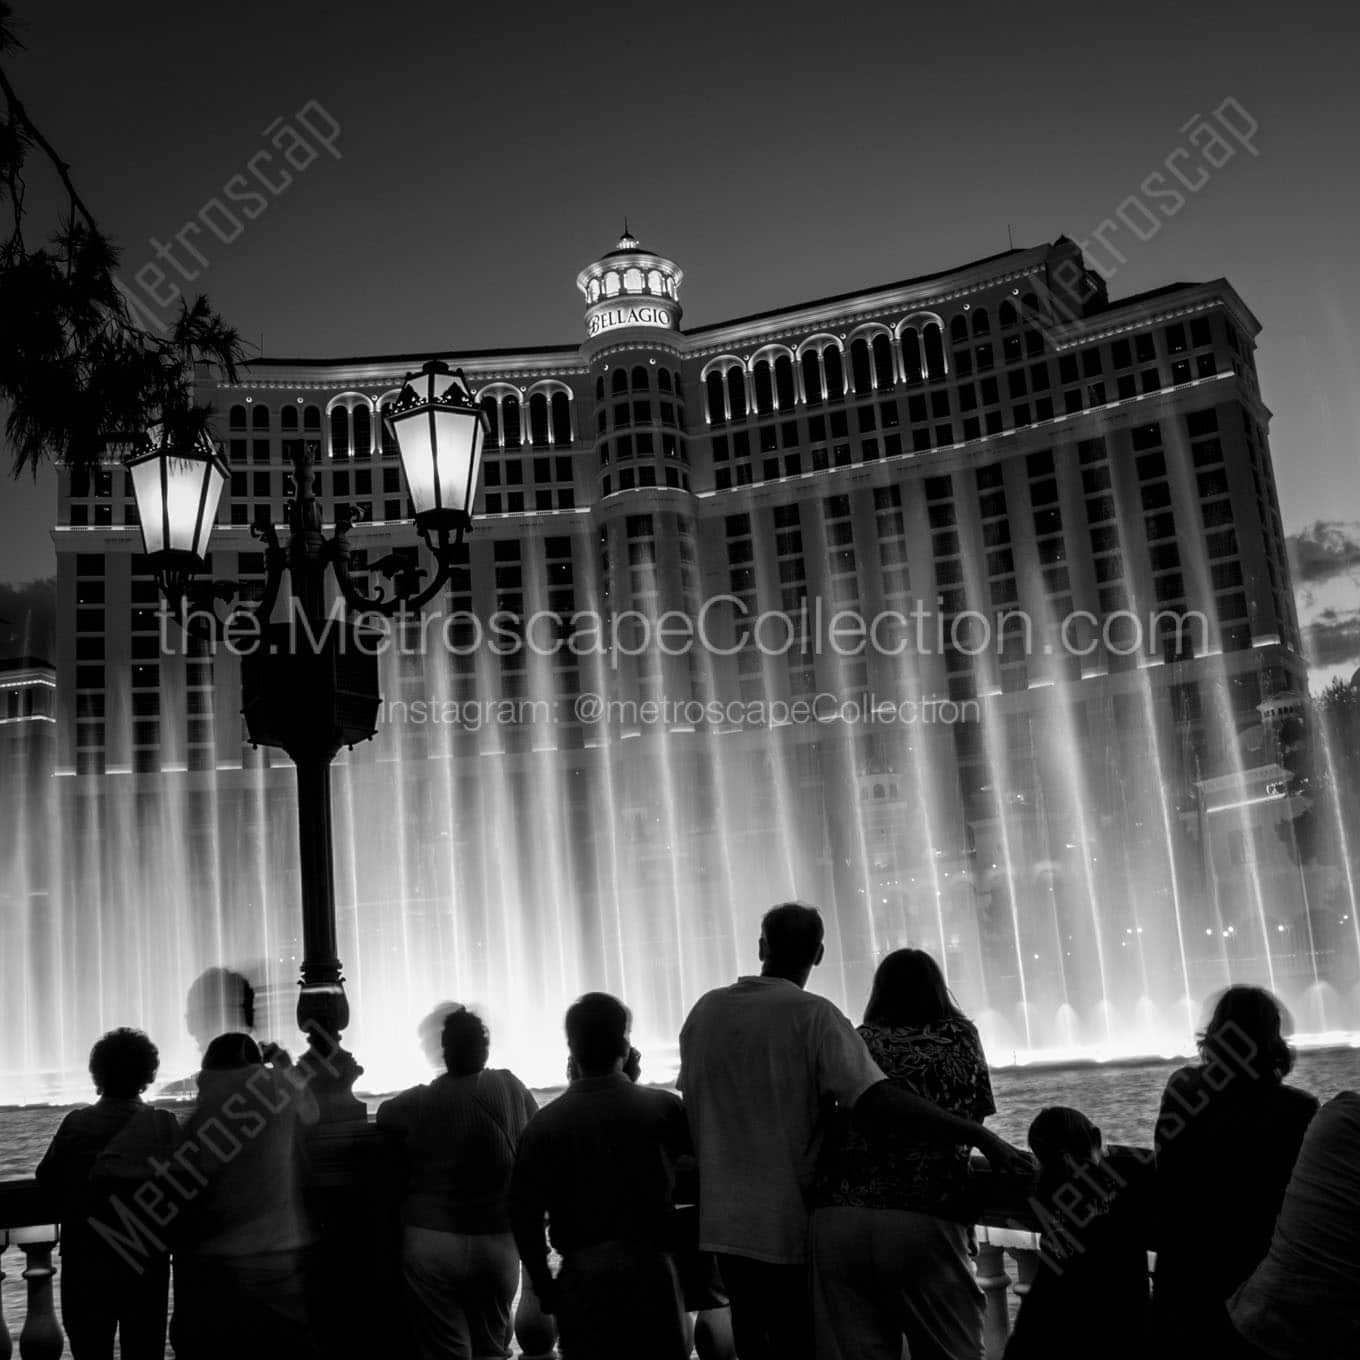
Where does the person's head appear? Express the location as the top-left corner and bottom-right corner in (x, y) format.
(201, 1031), (264, 1071)
(862, 948), (966, 1028)
(441, 1008), (490, 1077)
(758, 902), (825, 984)
(185, 967), (256, 1053)
(1028, 1106), (1103, 1200)
(89, 1028), (160, 1098)
(1199, 984), (1294, 1082)
(565, 992), (631, 1078)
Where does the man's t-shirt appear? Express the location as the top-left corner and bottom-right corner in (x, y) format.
(1229, 1091), (1360, 1359)
(678, 975), (885, 1265)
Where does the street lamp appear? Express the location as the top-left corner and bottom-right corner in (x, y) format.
(126, 360), (486, 1119)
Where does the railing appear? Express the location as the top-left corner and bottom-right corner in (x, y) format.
(1, 1153), (1093, 1360)
(0, 1180), (61, 1360)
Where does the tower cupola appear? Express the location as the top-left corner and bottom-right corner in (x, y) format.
(576, 224), (683, 340)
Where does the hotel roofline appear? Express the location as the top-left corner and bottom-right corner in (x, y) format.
(221, 239), (1261, 390)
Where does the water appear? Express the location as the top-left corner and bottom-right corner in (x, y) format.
(3, 497), (1360, 1099)
(4, 1047), (1357, 1183)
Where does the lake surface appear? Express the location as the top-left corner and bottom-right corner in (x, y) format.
(3, 1046), (1357, 1180)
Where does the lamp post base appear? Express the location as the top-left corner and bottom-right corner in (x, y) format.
(297, 978), (367, 1124)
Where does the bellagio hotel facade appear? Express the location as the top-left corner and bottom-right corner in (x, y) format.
(49, 230), (1307, 986)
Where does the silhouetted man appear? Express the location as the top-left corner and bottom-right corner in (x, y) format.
(679, 901), (1026, 1360)
(509, 992), (691, 1360)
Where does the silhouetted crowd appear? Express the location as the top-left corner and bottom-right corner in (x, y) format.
(33, 902), (1360, 1360)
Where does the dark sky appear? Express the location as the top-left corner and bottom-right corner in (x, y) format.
(3, 0), (1358, 605)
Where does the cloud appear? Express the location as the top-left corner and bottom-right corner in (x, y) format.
(1301, 606), (1360, 671)
(0, 578), (55, 662)
(1288, 521), (1360, 588)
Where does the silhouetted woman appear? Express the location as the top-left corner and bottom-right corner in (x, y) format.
(170, 1033), (319, 1360)
(377, 1006), (538, 1360)
(1153, 985), (1318, 1358)
(36, 1028), (179, 1360)
(810, 948), (995, 1360)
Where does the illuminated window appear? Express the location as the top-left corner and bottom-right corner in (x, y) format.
(726, 367), (747, 421)
(850, 339), (872, 395)
(872, 335), (895, 389)
(604, 271), (620, 297)
(551, 392), (572, 444)
(901, 328), (922, 381)
(623, 268), (644, 292)
(352, 405), (372, 456)
(530, 393), (550, 447)
(329, 406), (350, 458)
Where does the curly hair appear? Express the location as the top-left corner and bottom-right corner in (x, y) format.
(89, 1028), (160, 1098)
(441, 1009), (490, 1077)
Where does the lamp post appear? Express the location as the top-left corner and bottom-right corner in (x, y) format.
(126, 361), (486, 1119)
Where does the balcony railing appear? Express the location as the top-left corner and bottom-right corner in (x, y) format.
(1, 1147), (1116, 1360)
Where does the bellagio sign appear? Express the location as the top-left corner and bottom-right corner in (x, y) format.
(586, 303), (673, 338)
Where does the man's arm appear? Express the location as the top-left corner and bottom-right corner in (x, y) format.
(507, 1130), (556, 1309)
(853, 1081), (1029, 1173)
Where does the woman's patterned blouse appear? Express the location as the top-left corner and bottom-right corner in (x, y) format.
(815, 1017), (994, 1218)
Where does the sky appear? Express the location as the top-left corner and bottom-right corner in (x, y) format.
(2, 0), (1358, 682)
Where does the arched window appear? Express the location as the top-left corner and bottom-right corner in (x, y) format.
(923, 325), (946, 381)
(281, 405), (298, 431)
(726, 367), (747, 421)
(657, 368), (672, 392)
(587, 279), (600, 304)
(529, 392), (550, 447)
(972, 309), (990, 336)
(631, 365), (649, 392)
(303, 405), (321, 432)
(823, 347), (845, 400)
(329, 406), (350, 458)
(551, 391), (572, 444)
(950, 315), (969, 345)
(647, 269), (663, 294)
(753, 360), (774, 415)
(604, 271), (620, 297)
(611, 368), (628, 395)
(595, 375), (605, 401)
(901, 328), (922, 382)
(850, 339), (873, 395)
(481, 395), (501, 446)
(229, 404), (247, 430)
(774, 354), (795, 408)
(251, 404), (270, 431)
(999, 300), (1018, 328)
(502, 395), (522, 447)
(623, 268), (644, 292)
(706, 370), (726, 424)
(380, 402), (399, 456)
(352, 404), (372, 456)
(872, 334), (895, 389)
(801, 349), (823, 404)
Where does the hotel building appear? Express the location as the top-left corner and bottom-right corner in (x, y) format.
(44, 230), (1316, 1041)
